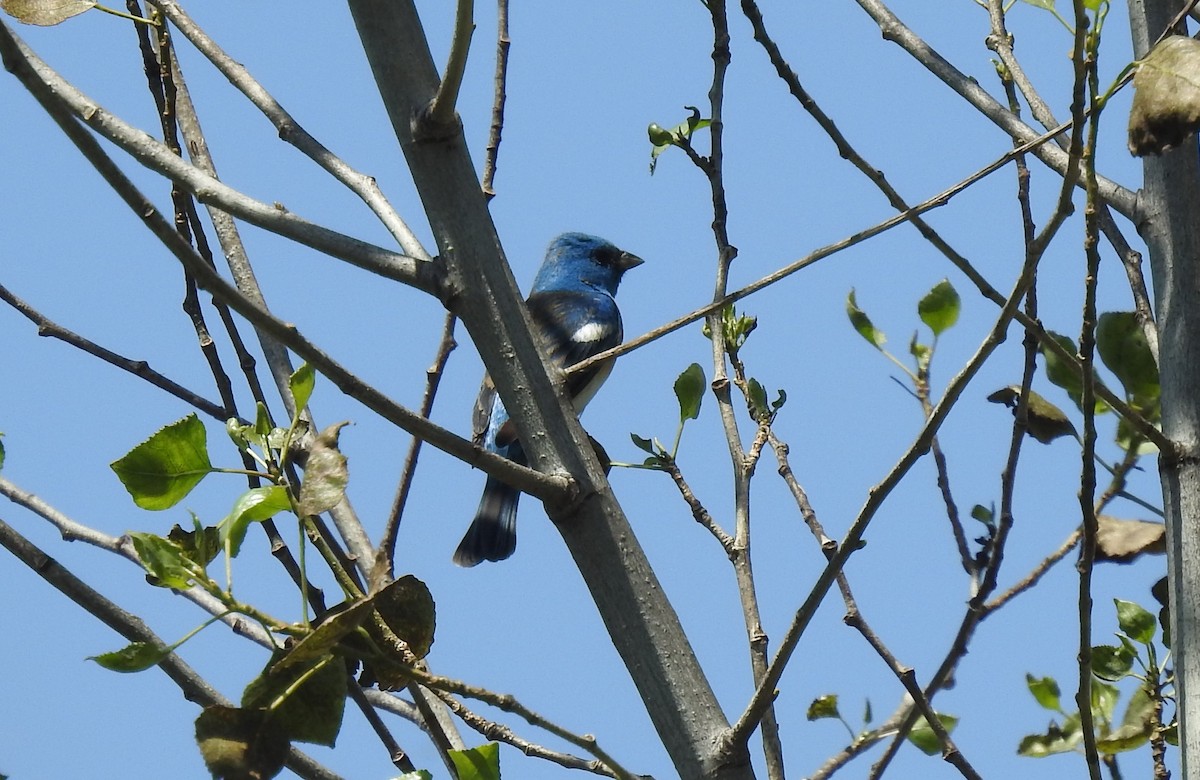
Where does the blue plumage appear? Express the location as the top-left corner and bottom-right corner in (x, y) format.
(452, 233), (643, 567)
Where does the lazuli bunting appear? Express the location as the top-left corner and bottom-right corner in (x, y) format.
(453, 233), (643, 566)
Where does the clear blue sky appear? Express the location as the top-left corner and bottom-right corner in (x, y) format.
(0, 1), (1175, 778)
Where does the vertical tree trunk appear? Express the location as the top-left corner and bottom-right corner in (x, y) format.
(344, 3), (754, 776)
(1126, 2), (1200, 776)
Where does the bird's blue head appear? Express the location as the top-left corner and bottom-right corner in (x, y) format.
(532, 232), (644, 295)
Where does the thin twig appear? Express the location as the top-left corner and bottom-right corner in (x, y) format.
(0, 516), (344, 780)
(0, 282), (228, 420)
(0, 24), (436, 293)
(425, 0), (475, 132)
(149, 0), (431, 260)
(380, 313), (457, 574)
(413, 671), (641, 780)
(481, 0), (510, 199)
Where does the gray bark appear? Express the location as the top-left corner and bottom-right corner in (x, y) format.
(1127, 2), (1200, 777)
(345, 2), (754, 776)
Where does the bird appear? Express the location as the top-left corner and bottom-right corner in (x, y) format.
(453, 232), (643, 567)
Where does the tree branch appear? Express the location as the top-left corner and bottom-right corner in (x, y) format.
(0, 23), (437, 295)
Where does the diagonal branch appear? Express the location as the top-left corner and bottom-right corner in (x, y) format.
(0, 516), (344, 780)
(149, 0), (431, 261)
(0, 22), (438, 295)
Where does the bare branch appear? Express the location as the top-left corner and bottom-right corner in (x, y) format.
(149, 0), (431, 260)
(0, 23), (438, 295)
(0, 516), (344, 780)
(0, 282), (228, 421)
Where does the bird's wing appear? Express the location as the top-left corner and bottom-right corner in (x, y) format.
(526, 289), (623, 400)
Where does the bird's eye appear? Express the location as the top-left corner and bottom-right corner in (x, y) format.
(594, 246), (619, 266)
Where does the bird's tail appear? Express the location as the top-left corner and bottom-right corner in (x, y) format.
(452, 477), (520, 566)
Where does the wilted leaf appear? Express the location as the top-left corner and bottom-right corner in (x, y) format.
(243, 654), (346, 747)
(297, 422), (350, 516)
(1018, 713), (1083, 757)
(918, 279), (960, 336)
(168, 516), (221, 569)
(807, 694), (841, 721)
(89, 641), (171, 673)
(1095, 515), (1165, 563)
(372, 575), (436, 660)
(195, 705), (289, 780)
(846, 289), (886, 349)
(1, 0), (94, 25)
(907, 712), (958, 755)
(1129, 36), (1200, 155)
(110, 415), (213, 510)
(1026, 674), (1062, 712)
(987, 386), (1078, 443)
(129, 532), (196, 590)
(449, 743), (501, 780)
(674, 363), (705, 423)
(272, 600), (376, 681)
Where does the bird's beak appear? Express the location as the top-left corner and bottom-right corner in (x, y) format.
(617, 251), (644, 272)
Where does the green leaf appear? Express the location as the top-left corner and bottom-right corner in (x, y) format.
(970, 503), (995, 529)
(806, 694), (841, 721)
(630, 433), (657, 454)
(907, 712), (958, 755)
(89, 640), (171, 673)
(243, 654), (346, 747)
(254, 401), (273, 439)
(1091, 680), (1120, 724)
(1097, 312), (1160, 403)
(290, 362), (316, 412)
(647, 107), (712, 174)
(846, 289), (886, 349)
(1020, 0), (1055, 9)
(1092, 644), (1136, 681)
(1018, 713), (1083, 757)
(449, 743), (501, 780)
(909, 332), (931, 371)
(129, 532), (196, 589)
(703, 304), (758, 353)
(863, 698), (873, 726)
(1115, 599), (1157, 644)
(195, 705), (289, 780)
(296, 422), (350, 517)
(918, 279), (960, 336)
(395, 772), (434, 780)
(674, 363), (705, 423)
(110, 414), (213, 510)
(1040, 332), (1111, 414)
(1026, 674), (1062, 712)
(221, 485), (292, 557)
(1097, 684), (1154, 753)
(0, 432), (6, 471)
